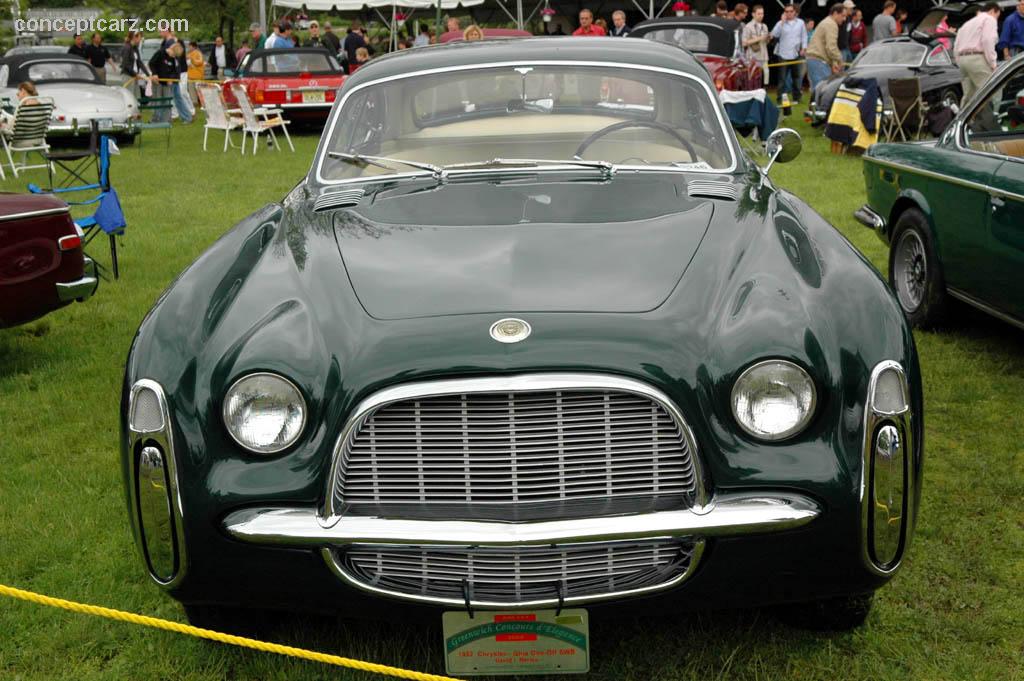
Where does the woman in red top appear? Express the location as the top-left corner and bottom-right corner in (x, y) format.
(849, 9), (868, 56)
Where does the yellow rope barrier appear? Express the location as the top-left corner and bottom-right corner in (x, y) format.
(0, 583), (464, 681)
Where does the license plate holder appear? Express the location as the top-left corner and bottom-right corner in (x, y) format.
(442, 609), (590, 676)
(96, 117), (113, 131)
(302, 90), (326, 104)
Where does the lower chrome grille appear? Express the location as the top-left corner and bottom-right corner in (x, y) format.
(333, 382), (699, 517)
(335, 539), (699, 606)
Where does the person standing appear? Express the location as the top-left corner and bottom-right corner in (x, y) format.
(414, 24), (431, 46)
(84, 32), (112, 82)
(999, 0), (1024, 59)
(249, 23), (267, 50)
(208, 36), (236, 78)
(771, 4), (809, 103)
(839, 0), (855, 64)
(849, 9), (868, 56)
(806, 3), (847, 93)
(120, 32), (152, 100)
(872, 2), (898, 41)
(344, 22), (369, 64)
(264, 21), (281, 49)
(305, 20), (325, 47)
(148, 40), (178, 123)
(894, 8), (908, 35)
(68, 34), (87, 59)
(186, 41), (204, 105)
(322, 22), (342, 55)
(743, 5), (771, 84)
(955, 2), (1001, 105)
(610, 10), (631, 36)
(235, 39), (252, 65)
(573, 9), (606, 36)
(733, 3), (749, 22)
(446, 16), (461, 34)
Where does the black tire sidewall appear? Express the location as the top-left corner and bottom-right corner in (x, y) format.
(888, 208), (946, 328)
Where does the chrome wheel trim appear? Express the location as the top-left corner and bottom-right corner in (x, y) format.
(893, 229), (927, 312)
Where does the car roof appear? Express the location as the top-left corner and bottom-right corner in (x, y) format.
(0, 53), (90, 69)
(344, 36), (709, 85)
(631, 16), (741, 33)
(247, 46), (333, 60)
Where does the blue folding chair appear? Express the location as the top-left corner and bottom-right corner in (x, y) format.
(29, 135), (126, 279)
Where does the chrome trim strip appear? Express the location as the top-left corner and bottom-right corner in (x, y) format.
(127, 379), (187, 589)
(226, 492), (820, 547)
(321, 373), (711, 522)
(866, 156), (1024, 203)
(313, 60), (740, 186)
(947, 287), (1024, 332)
(0, 206), (70, 222)
(853, 204), (885, 232)
(859, 361), (915, 577)
(321, 540), (707, 608)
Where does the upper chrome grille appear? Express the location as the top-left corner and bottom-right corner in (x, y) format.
(314, 188), (365, 212)
(337, 539), (697, 605)
(334, 386), (698, 513)
(686, 180), (741, 201)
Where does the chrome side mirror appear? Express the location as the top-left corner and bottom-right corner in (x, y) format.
(764, 128), (802, 173)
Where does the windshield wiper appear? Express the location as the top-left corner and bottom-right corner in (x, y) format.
(441, 158), (616, 176)
(328, 151), (443, 178)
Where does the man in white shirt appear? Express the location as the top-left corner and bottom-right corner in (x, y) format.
(743, 5), (771, 84)
(954, 2), (1001, 104)
(207, 35), (235, 78)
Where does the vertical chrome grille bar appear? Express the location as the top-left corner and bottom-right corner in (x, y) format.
(508, 392), (518, 504)
(414, 400), (424, 503)
(651, 403), (660, 495)
(461, 394), (471, 502)
(603, 393), (613, 495)
(369, 420), (379, 503)
(556, 390), (565, 501)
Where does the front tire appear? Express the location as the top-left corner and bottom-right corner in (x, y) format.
(888, 208), (947, 327)
(775, 592), (874, 631)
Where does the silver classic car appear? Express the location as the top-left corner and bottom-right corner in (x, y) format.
(0, 54), (139, 140)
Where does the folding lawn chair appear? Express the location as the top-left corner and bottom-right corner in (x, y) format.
(885, 78), (929, 142)
(28, 134), (126, 280)
(197, 83), (242, 152)
(231, 84), (294, 155)
(44, 120), (100, 191)
(1, 98), (54, 177)
(137, 95), (174, 151)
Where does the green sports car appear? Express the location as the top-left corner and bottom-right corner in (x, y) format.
(121, 38), (922, 638)
(857, 53), (1024, 330)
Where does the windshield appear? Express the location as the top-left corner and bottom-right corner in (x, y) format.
(26, 60), (98, 82)
(318, 64), (734, 182)
(640, 26), (735, 57)
(250, 51), (339, 74)
(854, 42), (926, 66)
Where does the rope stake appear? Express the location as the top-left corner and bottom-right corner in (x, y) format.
(0, 583), (463, 681)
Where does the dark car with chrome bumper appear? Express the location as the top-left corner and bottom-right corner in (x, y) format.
(122, 38), (922, 643)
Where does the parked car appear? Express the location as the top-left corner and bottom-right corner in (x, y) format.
(0, 54), (139, 141)
(631, 16), (763, 91)
(222, 47), (345, 125)
(3, 45), (67, 57)
(809, 36), (961, 122)
(439, 28), (533, 42)
(911, 0), (1019, 38)
(0, 192), (97, 328)
(856, 53), (1024, 330)
(122, 38), (922, 643)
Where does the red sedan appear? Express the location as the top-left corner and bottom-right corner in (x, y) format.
(223, 48), (346, 125)
(0, 193), (97, 328)
(631, 17), (763, 91)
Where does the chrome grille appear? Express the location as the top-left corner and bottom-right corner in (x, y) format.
(335, 388), (698, 510)
(130, 386), (164, 432)
(338, 540), (696, 605)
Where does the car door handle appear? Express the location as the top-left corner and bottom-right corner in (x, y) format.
(991, 195), (1005, 212)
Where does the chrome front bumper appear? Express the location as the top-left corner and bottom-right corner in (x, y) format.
(224, 493), (820, 548)
(854, 204), (888, 242)
(48, 119), (137, 136)
(56, 257), (98, 303)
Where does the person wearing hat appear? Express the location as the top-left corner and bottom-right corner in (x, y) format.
(322, 21), (342, 55)
(305, 20), (324, 47)
(250, 22), (267, 50)
(839, 0), (855, 63)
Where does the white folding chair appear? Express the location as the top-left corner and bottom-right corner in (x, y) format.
(230, 84), (294, 155)
(1, 98), (54, 177)
(197, 84), (242, 152)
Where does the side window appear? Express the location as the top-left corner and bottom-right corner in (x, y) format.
(925, 45), (951, 66)
(963, 63), (1024, 153)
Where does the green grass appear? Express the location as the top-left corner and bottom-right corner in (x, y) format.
(1, 115), (1023, 681)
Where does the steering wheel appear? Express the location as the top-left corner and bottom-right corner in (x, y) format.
(574, 120), (698, 162)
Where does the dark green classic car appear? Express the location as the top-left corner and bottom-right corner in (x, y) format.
(122, 38), (922, 639)
(857, 53), (1024, 330)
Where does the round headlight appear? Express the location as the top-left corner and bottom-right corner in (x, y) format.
(731, 360), (816, 442)
(223, 373), (306, 454)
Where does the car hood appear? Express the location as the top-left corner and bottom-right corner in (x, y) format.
(37, 83), (127, 114)
(331, 175), (716, 319)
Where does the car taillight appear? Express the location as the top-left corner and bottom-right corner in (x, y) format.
(254, 89), (264, 103)
(58, 234), (81, 251)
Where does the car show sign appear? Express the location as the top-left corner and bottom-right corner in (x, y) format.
(442, 610), (590, 675)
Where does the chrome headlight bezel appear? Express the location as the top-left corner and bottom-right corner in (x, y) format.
(222, 372), (307, 455)
(730, 359), (817, 442)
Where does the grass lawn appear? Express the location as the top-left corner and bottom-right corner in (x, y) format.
(1, 112), (1022, 681)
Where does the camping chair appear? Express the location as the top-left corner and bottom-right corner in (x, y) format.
(885, 78), (930, 142)
(197, 83), (242, 152)
(44, 120), (100, 191)
(137, 95), (174, 151)
(1, 98), (54, 177)
(28, 135), (126, 280)
(230, 84), (294, 155)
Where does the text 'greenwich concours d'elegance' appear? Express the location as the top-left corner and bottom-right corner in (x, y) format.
(1, 0), (1022, 679)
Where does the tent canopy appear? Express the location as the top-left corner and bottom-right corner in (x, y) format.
(273, 0), (485, 9)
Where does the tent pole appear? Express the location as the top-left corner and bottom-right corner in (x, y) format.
(260, 0), (267, 32)
(517, 0), (524, 29)
(436, 0), (442, 37)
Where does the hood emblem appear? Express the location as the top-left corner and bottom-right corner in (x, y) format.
(489, 318), (531, 344)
